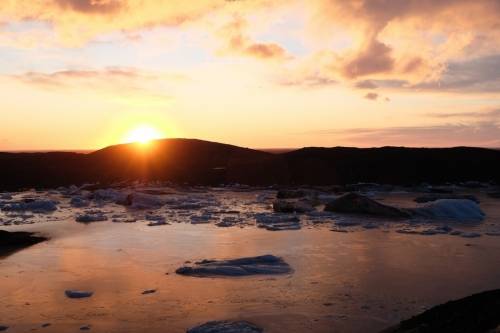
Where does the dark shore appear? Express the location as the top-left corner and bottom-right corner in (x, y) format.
(0, 230), (47, 257)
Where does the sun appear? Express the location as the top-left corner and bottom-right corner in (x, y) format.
(124, 125), (164, 144)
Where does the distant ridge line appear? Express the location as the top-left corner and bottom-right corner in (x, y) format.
(1, 138), (500, 190)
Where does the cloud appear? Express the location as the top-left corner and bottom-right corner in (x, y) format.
(14, 68), (143, 87)
(303, 0), (500, 86)
(244, 42), (286, 59)
(218, 16), (288, 60)
(278, 72), (336, 88)
(364, 92), (378, 100)
(342, 40), (394, 79)
(307, 122), (500, 148)
(0, 1), (232, 46)
(0, 0), (288, 48)
(355, 80), (378, 89)
(9, 67), (184, 105)
(1, 0), (500, 90)
(414, 55), (500, 92)
(427, 108), (500, 120)
(54, 0), (122, 14)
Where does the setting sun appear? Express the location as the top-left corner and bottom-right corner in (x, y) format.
(124, 125), (165, 144)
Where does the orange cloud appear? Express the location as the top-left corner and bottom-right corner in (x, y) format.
(342, 40), (394, 78)
(0, 0), (226, 45)
(1, 0), (500, 90)
(364, 92), (378, 101)
(303, 0), (500, 85)
(217, 16), (288, 60)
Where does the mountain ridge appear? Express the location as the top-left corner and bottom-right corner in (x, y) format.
(1, 138), (499, 190)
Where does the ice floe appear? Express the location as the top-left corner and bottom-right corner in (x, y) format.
(1, 199), (57, 213)
(325, 193), (410, 218)
(176, 255), (292, 277)
(76, 210), (108, 223)
(255, 213), (301, 231)
(65, 290), (93, 299)
(272, 199), (314, 213)
(412, 199), (485, 222)
(70, 196), (90, 208)
(145, 214), (168, 226)
(187, 321), (263, 333)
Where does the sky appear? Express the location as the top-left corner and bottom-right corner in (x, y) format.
(1, 0), (500, 150)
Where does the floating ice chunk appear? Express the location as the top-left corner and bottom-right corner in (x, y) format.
(127, 193), (165, 210)
(414, 194), (479, 204)
(330, 227), (349, 233)
(145, 214), (168, 226)
(412, 199), (485, 222)
(93, 189), (127, 203)
(70, 196), (90, 208)
(325, 193), (410, 218)
(145, 214), (166, 222)
(263, 222), (301, 231)
(147, 221), (168, 226)
(396, 228), (419, 234)
(255, 213), (299, 224)
(317, 194), (338, 204)
(335, 220), (361, 227)
(460, 232), (481, 238)
(176, 255), (292, 277)
(187, 321), (263, 333)
(273, 199), (314, 213)
(215, 216), (240, 227)
(1, 200), (57, 213)
(65, 290), (93, 299)
(255, 193), (274, 203)
(255, 213), (301, 231)
(276, 189), (308, 199)
(165, 195), (219, 210)
(306, 211), (336, 218)
(190, 213), (212, 224)
(112, 217), (137, 223)
(141, 289), (157, 295)
(0, 193), (12, 200)
(76, 210), (107, 223)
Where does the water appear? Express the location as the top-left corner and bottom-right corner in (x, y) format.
(1, 189), (500, 332)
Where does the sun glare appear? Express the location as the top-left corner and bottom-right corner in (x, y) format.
(124, 125), (164, 144)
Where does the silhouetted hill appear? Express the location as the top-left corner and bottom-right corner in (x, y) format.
(283, 146), (500, 185)
(0, 139), (287, 190)
(1, 139), (499, 190)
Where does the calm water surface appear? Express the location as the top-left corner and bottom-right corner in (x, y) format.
(1, 191), (500, 333)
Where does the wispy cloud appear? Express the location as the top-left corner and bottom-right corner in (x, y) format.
(426, 108), (500, 119)
(278, 72), (337, 88)
(8, 67), (186, 106)
(303, 122), (500, 148)
(355, 80), (378, 89)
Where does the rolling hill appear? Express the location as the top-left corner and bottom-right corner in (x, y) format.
(1, 139), (499, 190)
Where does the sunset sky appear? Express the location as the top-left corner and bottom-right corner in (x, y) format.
(1, 0), (500, 150)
